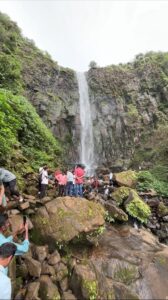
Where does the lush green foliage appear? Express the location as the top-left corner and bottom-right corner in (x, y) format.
(112, 186), (131, 205)
(126, 195), (151, 223)
(0, 89), (61, 169)
(137, 171), (168, 197)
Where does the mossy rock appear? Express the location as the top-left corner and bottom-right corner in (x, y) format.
(158, 202), (168, 217)
(125, 190), (151, 223)
(114, 170), (138, 188)
(32, 197), (105, 245)
(112, 186), (131, 205)
(105, 202), (128, 222)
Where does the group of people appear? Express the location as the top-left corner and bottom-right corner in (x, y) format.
(38, 164), (114, 200)
(38, 164), (86, 198)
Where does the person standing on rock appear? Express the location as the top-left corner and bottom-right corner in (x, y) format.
(66, 169), (74, 196)
(39, 166), (49, 198)
(0, 213), (29, 274)
(0, 243), (17, 300)
(0, 168), (23, 202)
(74, 164), (85, 197)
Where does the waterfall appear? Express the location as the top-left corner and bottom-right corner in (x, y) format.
(76, 72), (95, 175)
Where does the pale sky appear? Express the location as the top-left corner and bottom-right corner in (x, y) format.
(0, 0), (168, 71)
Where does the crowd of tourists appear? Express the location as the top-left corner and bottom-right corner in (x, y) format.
(38, 164), (114, 199)
(39, 164), (86, 198)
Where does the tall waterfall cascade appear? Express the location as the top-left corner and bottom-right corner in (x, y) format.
(76, 72), (95, 175)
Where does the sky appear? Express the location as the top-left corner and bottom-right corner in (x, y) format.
(0, 0), (168, 71)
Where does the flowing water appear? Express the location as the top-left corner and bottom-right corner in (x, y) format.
(76, 72), (95, 175)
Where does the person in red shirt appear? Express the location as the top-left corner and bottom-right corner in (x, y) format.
(74, 164), (85, 197)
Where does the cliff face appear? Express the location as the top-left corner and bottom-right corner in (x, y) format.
(19, 40), (80, 163)
(87, 54), (168, 174)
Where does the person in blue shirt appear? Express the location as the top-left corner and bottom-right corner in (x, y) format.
(0, 213), (29, 274)
(0, 242), (17, 300)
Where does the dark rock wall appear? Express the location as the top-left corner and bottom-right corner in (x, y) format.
(87, 61), (168, 169)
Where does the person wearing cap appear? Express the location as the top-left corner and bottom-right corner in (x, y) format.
(0, 242), (17, 300)
(0, 213), (29, 274)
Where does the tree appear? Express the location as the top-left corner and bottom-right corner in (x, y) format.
(89, 61), (98, 69)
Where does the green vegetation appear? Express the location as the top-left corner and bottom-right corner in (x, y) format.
(137, 171), (168, 197)
(83, 279), (98, 300)
(114, 265), (138, 285)
(125, 193), (151, 223)
(112, 186), (131, 205)
(158, 202), (168, 217)
(126, 104), (139, 121)
(0, 89), (61, 170)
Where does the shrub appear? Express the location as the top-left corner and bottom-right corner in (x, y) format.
(0, 89), (62, 169)
(137, 171), (168, 197)
(126, 195), (151, 223)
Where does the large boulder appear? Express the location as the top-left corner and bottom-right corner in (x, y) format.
(32, 197), (105, 245)
(85, 225), (168, 300)
(114, 170), (137, 188)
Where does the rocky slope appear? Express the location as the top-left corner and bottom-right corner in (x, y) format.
(7, 191), (168, 300)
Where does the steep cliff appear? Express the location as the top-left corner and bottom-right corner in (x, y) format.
(87, 53), (168, 178)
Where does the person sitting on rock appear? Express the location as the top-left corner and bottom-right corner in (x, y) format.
(0, 168), (23, 202)
(0, 213), (29, 274)
(0, 243), (17, 300)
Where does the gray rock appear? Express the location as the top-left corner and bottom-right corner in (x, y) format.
(39, 275), (60, 300)
(33, 245), (49, 262)
(25, 282), (40, 300)
(24, 256), (41, 277)
(48, 250), (61, 265)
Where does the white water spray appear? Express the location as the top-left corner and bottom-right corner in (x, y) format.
(76, 72), (95, 175)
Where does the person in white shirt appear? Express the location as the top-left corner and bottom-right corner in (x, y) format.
(66, 170), (74, 196)
(39, 166), (49, 198)
(0, 243), (17, 300)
